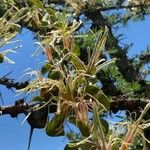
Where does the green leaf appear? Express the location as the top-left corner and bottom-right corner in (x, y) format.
(96, 90), (110, 110)
(48, 71), (61, 80)
(30, 0), (44, 9)
(64, 142), (95, 150)
(0, 53), (4, 63)
(46, 7), (55, 15)
(73, 77), (86, 91)
(87, 27), (108, 74)
(46, 114), (65, 136)
(41, 63), (52, 74)
(32, 96), (44, 102)
(72, 44), (80, 56)
(68, 116), (90, 137)
(100, 118), (109, 135)
(70, 53), (86, 71)
(72, 77), (86, 97)
(96, 58), (116, 73)
(93, 27), (108, 57)
(87, 66), (96, 75)
(85, 85), (100, 95)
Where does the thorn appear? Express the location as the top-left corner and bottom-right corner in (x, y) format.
(0, 91), (4, 105)
(10, 88), (16, 94)
(21, 112), (31, 126)
(0, 71), (13, 79)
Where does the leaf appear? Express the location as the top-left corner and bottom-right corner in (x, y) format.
(72, 44), (80, 56)
(70, 53), (86, 71)
(0, 53), (4, 63)
(46, 114), (65, 136)
(87, 27), (108, 74)
(41, 63), (52, 74)
(30, 0), (44, 9)
(96, 90), (110, 110)
(93, 27), (108, 58)
(46, 7), (55, 15)
(100, 118), (109, 135)
(74, 75), (86, 93)
(68, 116), (90, 137)
(64, 142), (95, 150)
(85, 85), (100, 95)
(32, 96), (44, 102)
(96, 58), (116, 73)
(48, 70), (62, 80)
(87, 66), (96, 75)
(73, 76), (86, 93)
(0, 33), (17, 47)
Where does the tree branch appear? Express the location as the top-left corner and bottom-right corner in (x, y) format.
(94, 3), (149, 12)
(45, 1), (150, 12)
(110, 97), (149, 114)
(0, 99), (57, 117)
(0, 98), (149, 118)
(0, 99), (28, 118)
(0, 77), (29, 89)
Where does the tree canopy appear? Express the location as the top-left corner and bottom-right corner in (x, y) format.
(1, 0), (150, 150)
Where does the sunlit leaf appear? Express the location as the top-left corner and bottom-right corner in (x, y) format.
(73, 76), (86, 90)
(72, 44), (80, 56)
(70, 53), (86, 71)
(30, 0), (44, 9)
(87, 27), (108, 74)
(85, 85), (100, 95)
(96, 90), (110, 110)
(0, 32), (18, 47)
(96, 58), (116, 72)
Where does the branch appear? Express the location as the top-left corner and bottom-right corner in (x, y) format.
(0, 99), (29, 118)
(46, 1), (150, 12)
(110, 97), (149, 114)
(95, 3), (150, 12)
(0, 77), (29, 89)
(140, 53), (150, 64)
(0, 98), (149, 118)
(0, 99), (57, 117)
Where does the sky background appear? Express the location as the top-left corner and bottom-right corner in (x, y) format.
(0, 15), (150, 150)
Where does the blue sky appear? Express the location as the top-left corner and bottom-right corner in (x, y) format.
(0, 30), (67, 150)
(120, 16), (150, 58)
(0, 16), (150, 150)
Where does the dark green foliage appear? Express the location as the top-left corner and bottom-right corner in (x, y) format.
(46, 114), (65, 136)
